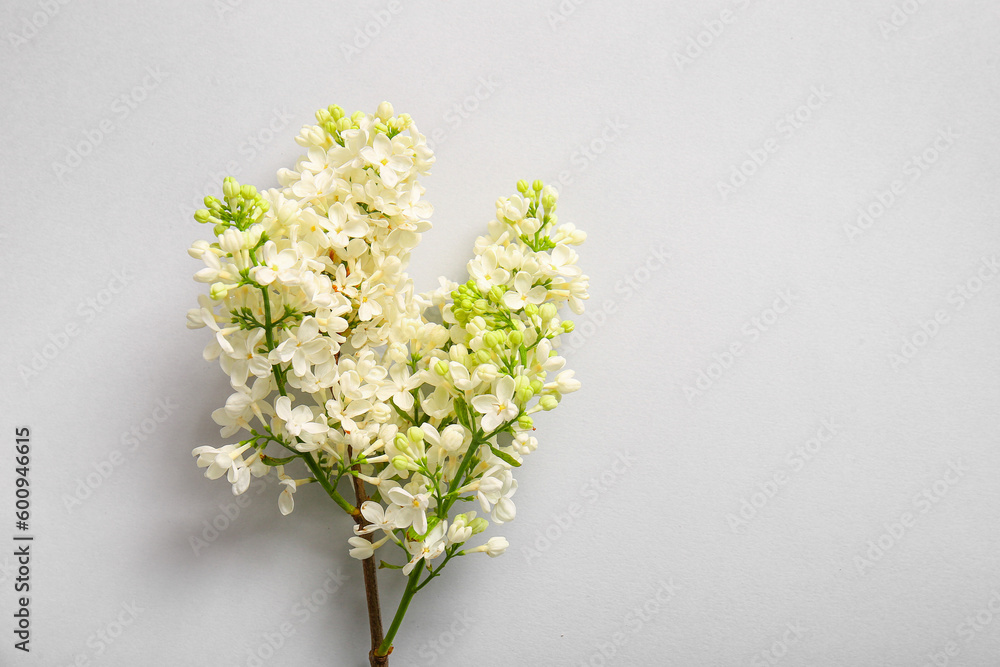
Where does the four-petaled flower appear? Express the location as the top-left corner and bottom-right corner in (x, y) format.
(275, 396), (328, 438)
(471, 376), (518, 432)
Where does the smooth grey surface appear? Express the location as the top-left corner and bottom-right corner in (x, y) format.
(2, 1), (1000, 665)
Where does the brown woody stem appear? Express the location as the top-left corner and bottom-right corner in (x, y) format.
(351, 455), (387, 667)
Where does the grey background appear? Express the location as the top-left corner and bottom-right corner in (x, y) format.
(2, 1), (1000, 665)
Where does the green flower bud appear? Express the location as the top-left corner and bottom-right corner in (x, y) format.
(209, 282), (229, 300)
(488, 285), (504, 303)
(474, 298), (488, 313)
(330, 105), (345, 121)
(524, 303), (539, 317)
(435, 360), (449, 376)
(530, 379), (543, 394)
(315, 108), (332, 123)
(394, 434), (410, 452)
(518, 415), (533, 429)
(516, 387), (533, 404)
(561, 320), (575, 333)
(540, 395), (559, 411)
(542, 194), (556, 210)
(484, 331), (500, 349)
(194, 209), (211, 224)
(407, 426), (424, 442)
(532, 179), (543, 192)
(476, 349), (492, 363)
(508, 330), (523, 346)
(539, 303), (557, 321)
(392, 456), (419, 472)
(223, 177), (238, 199)
(469, 518), (489, 534)
(516, 179), (529, 193)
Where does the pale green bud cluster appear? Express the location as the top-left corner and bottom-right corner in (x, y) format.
(194, 176), (270, 235)
(315, 101), (414, 147)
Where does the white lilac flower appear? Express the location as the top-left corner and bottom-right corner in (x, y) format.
(274, 396), (328, 438)
(360, 133), (412, 188)
(189, 106), (588, 605)
(387, 486), (431, 535)
(471, 376), (518, 432)
(354, 500), (403, 536)
(375, 364), (420, 411)
(277, 469), (297, 515)
(275, 317), (332, 377)
(251, 241), (299, 286)
(402, 523), (447, 574)
(348, 535), (391, 560)
(502, 271), (547, 311)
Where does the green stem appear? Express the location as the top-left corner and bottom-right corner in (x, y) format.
(259, 285), (356, 517)
(302, 451), (359, 518)
(376, 566), (422, 657)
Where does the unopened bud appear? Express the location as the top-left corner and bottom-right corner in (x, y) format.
(392, 456), (419, 472)
(209, 282), (229, 300)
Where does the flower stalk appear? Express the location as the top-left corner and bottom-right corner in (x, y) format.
(186, 102), (588, 665)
